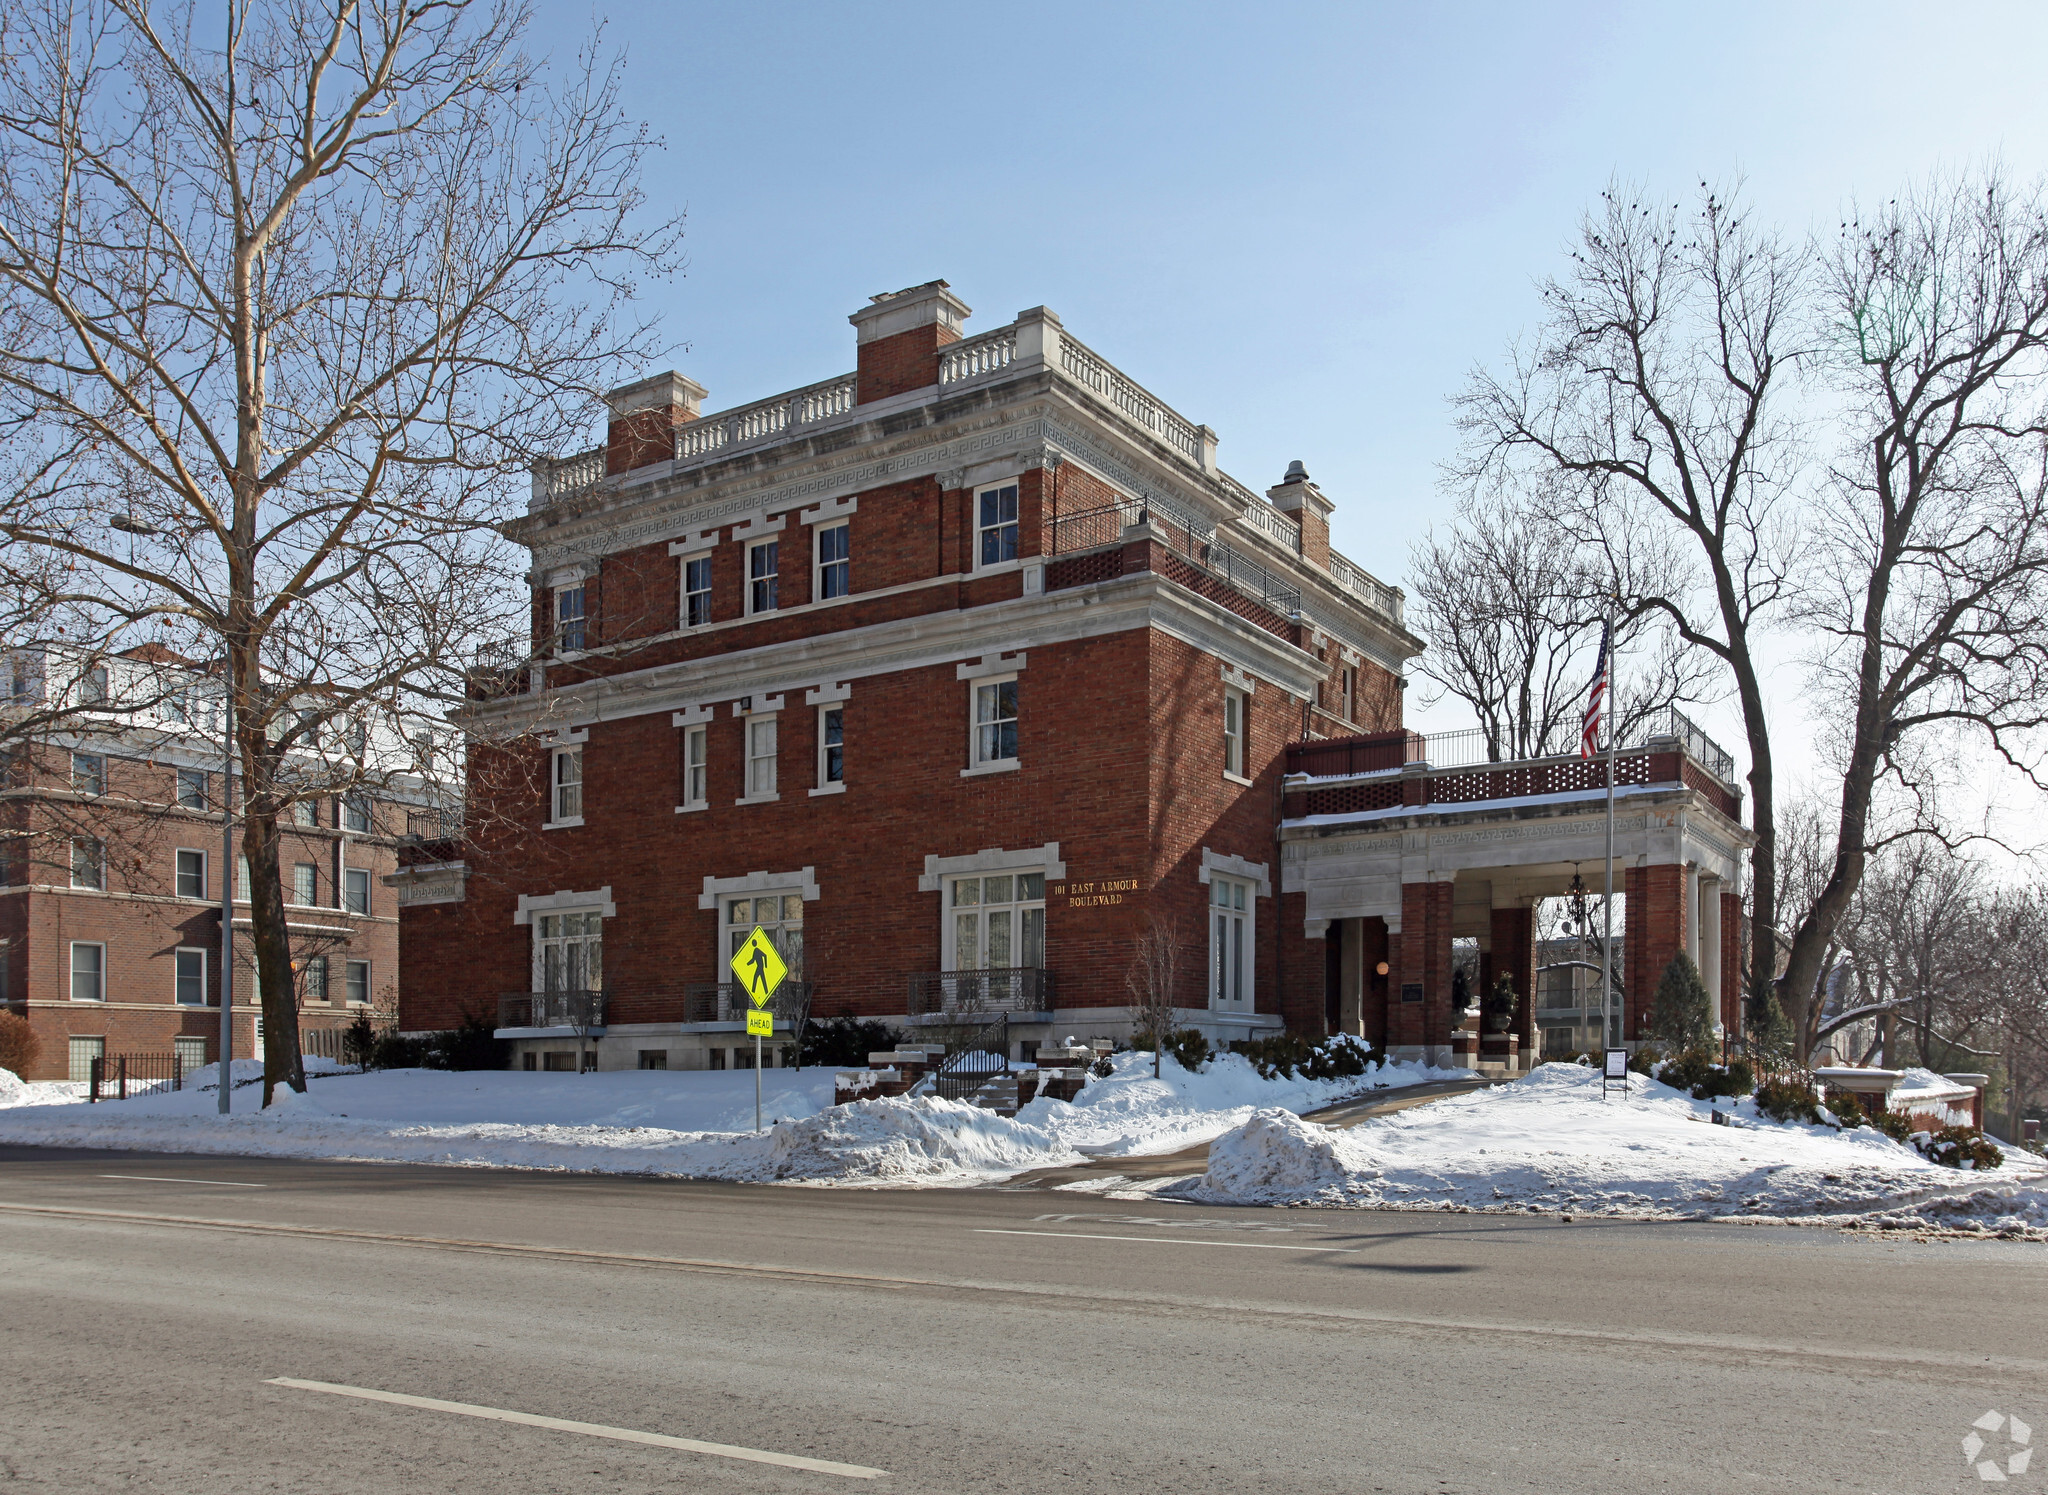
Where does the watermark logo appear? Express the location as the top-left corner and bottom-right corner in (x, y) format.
(1964, 1411), (2033, 1483)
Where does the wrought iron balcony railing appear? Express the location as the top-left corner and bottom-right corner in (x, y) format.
(906, 968), (1056, 1018)
(680, 981), (813, 1027)
(497, 990), (606, 1031)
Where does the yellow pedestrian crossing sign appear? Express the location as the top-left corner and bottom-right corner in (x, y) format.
(746, 1009), (774, 1038)
(730, 927), (788, 1007)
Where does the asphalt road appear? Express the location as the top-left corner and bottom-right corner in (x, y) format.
(1, 1145), (2041, 1494)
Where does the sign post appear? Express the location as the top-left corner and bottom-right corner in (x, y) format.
(729, 927), (789, 1132)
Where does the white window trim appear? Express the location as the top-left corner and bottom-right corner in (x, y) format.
(174, 847), (209, 901)
(745, 537), (781, 617)
(677, 722), (710, 813)
(529, 907), (605, 994)
(514, 886), (617, 926)
(552, 582), (588, 654)
(345, 958), (373, 1007)
(69, 940), (106, 1002)
(1197, 847), (1272, 899)
(918, 843), (1065, 893)
(941, 870), (1049, 974)
(812, 702), (845, 796)
(545, 744), (584, 829)
(973, 479), (1023, 573)
(813, 520), (851, 603)
(678, 548), (715, 630)
(965, 672), (1020, 776)
(698, 867), (818, 913)
(173, 946), (210, 1007)
(1223, 684), (1251, 786)
(1207, 872), (1257, 1012)
(289, 861), (320, 909)
(737, 710), (780, 805)
(343, 866), (372, 916)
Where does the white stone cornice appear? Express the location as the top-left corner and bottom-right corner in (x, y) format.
(462, 570), (1326, 735)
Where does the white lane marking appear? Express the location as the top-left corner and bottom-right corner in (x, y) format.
(265, 1377), (888, 1480)
(99, 1175), (267, 1188)
(975, 1228), (1357, 1254)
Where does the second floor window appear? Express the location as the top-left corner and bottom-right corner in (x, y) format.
(972, 678), (1019, 767)
(816, 523), (850, 600)
(948, 873), (1045, 972)
(71, 837), (105, 890)
(1224, 687), (1247, 778)
(176, 849), (206, 899)
(555, 584), (586, 652)
(303, 955), (328, 1002)
(818, 707), (843, 787)
(344, 867), (371, 915)
(977, 482), (1019, 567)
(346, 960), (371, 1005)
(72, 752), (106, 795)
(293, 862), (318, 906)
(746, 716), (777, 798)
(293, 799), (318, 828)
(748, 541), (779, 615)
(343, 794), (371, 833)
(681, 724), (707, 808)
(551, 747), (583, 823)
(80, 664), (109, 705)
(684, 555), (713, 627)
(177, 768), (208, 810)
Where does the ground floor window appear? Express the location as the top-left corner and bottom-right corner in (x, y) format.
(638, 1050), (668, 1070)
(535, 910), (602, 992)
(346, 960), (371, 1005)
(1209, 875), (1254, 1010)
(724, 893), (804, 976)
(68, 1034), (104, 1083)
(174, 1036), (207, 1072)
(947, 873), (1044, 971)
(70, 942), (105, 1002)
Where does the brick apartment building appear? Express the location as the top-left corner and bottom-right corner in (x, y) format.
(3, 647), (425, 1081)
(396, 279), (1749, 1073)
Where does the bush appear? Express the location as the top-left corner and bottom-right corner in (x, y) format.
(1163, 1026), (1212, 1073)
(1825, 1090), (1911, 1141)
(798, 1016), (905, 1069)
(1627, 1044), (1664, 1077)
(0, 1010), (42, 1079)
(1913, 1124), (2003, 1170)
(1481, 974), (1517, 1034)
(370, 1030), (431, 1069)
(1657, 1048), (1755, 1100)
(1650, 954), (1715, 1053)
(1748, 990), (1796, 1059)
(1228, 1033), (1381, 1082)
(1755, 1075), (1823, 1124)
(342, 1010), (380, 1071)
(427, 1008), (509, 1071)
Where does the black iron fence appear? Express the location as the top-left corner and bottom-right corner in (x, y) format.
(88, 1054), (186, 1102)
(496, 990), (608, 1031)
(1045, 499), (1302, 617)
(906, 968), (1055, 1018)
(934, 1015), (1010, 1102)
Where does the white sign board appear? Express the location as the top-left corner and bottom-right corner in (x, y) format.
(1603, 1048), (1629, 1080)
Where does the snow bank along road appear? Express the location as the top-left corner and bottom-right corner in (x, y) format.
(2, 1147), (2042, 1495)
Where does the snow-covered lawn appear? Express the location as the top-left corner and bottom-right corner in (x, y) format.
(0, 1051), (1464, 1187)
(1182, 1062), (2048, 1237)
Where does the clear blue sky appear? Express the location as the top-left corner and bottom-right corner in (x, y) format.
(529, 0), (2048, 805)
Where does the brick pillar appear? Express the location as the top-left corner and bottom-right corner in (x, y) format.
(1361, 917), (1390, 1048)
(1491, 905), (1537, 1053)
(1626, 863), (1687, 1041)
(604, 371), (706, 476)
(1393, 881), (1454, 1062)
(850, 281), (970, 404)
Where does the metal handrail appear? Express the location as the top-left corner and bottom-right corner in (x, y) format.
(1046, 498), (1302, 618)
(934, 1014), (1010, 1102)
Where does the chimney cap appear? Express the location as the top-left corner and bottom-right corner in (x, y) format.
(1283, 459), (1310, 484)
(849, 280), (972, 344)
(604, 370), (708, 418)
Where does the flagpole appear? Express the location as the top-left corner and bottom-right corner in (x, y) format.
(1601, 594), (1618, 1053)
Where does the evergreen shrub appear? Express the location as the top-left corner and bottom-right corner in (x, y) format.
(1913, 1124), (2003, 1170)
(1826, 1091), (1911, 1141)
(1755, 1075), (1823, 1124)
(1650, 954), (1715, 1053)
(799, 1016), (905, 1069)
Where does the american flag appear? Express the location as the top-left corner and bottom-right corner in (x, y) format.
(1579, 622), (1610, 759)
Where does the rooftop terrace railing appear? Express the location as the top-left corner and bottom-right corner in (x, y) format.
(1057, 331), (1204, 464)
(1287, 709), (1739, 787)
(1046, 495), (1303, 619)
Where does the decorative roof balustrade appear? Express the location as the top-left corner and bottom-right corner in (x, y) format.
(938, 326), (1017, 384)
(674, 373), (858, 463)
(1057, 332), (1203, 462)
(536, 446), (604, 503)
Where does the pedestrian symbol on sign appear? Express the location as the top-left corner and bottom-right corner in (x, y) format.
(729, 927), (788, 1008)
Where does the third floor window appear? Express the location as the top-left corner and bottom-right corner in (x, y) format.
(977, 483), (1019, 567)
(684, 555), (713, 627)
(816, 523), (850, 600)
(555, 584), (586, 652)
(748, 541), (779, 615)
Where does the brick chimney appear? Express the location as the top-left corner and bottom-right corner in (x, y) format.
(1268, 459), (1333, 570)
(605, 370), (707, 476)
(849, 281), (970, 405)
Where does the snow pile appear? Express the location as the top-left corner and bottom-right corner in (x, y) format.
(0, 1066), (32, 1106)
(1832, 1184), (2048, 1241)
(1186, 1062), (2048, 1222)
(1018, 1048), (1470, 1158)
(0, 1046), (1454, 1186)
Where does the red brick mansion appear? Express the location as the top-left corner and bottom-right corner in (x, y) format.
(394, 281), (1749, 1072)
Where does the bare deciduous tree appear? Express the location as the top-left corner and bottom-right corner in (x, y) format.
(0, 0), (681, 1101)
(1125, 912), (1188, 1078)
